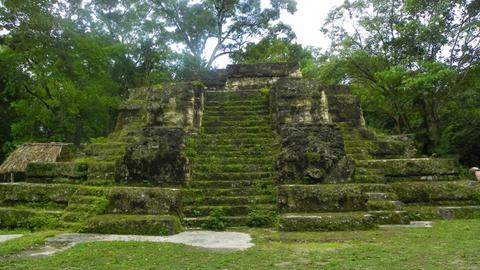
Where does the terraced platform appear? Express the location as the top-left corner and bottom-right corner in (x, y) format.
(279, 122), (480, 231)
(0, 62), (479, 234)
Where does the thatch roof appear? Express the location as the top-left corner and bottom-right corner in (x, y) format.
(0, 143), (71, 174)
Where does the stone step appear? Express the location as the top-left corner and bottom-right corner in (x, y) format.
(195, 150), (278, 158)
(183, 186), (276, 197)
(192, 172), (274, 181)
(83, 214), (181, 235)
(353, 174), (461, 183)
(183, 204), (276, 217)
(405, 205), (480, 221)
(193, 156), (274, 165)
(205, 100), (266, 107)
(205, 104), (267, 112)
(192, 164), (273, 173)
(198, 133), (275, 140)
(201, 126), (272, 134)
(278, 184), (369, 213)
(390, 180), (480, 204)
(367, 200), (404, 211)
(368, 210), (410, 225)
(203, 115), (269, 122)
(366, 192), (398, 201)
(205, 110), (268, 117)
(182, 216), (250, 228)
(67, 195), (106, 204)
(196, 138), (279, 146)
(279, 212), (377, 231)
(355, 158), (459, 177)
(196, 143), (279, 152)
(202, 119), (271, 127)
(184, 195), (276, 206)
(189, 180), (275, 189)
(0, 207), (63, 229)
(205, 92), (264, 102)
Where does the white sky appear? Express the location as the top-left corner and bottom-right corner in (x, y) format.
(209, 0), (344, 68)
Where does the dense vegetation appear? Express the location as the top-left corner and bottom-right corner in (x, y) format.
(1, 0), (479, 165)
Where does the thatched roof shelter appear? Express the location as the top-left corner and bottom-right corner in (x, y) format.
(0, 143), (72, 175)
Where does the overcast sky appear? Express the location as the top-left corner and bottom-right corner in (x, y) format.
(209, 0), (344, 68)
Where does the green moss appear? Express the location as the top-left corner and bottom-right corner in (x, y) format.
(0, 183), (78, 205)
(83, 214), (181, 235)
(278, 184), (368, 213)
(279, 212), (377, 231)
(247, 208), (277, 228)
(390, 181), (480, 203)
(355, 158), (459, 177)
(106, 187), (181, 215)
(0, 208), (62, 230)
(200, 208), (227, 231)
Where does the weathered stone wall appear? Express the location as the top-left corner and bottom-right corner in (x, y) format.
(220, 63), (303, 90)
(270, 79), (330, 127)
(226, 63), (302, 78)
(116, 127), (190, 186)
(115, 82), (204, 186)
(275, 124), (354, 184)
(326, 94), (365, 127)
(270, 79), (354, 184)
(148, 83), (204, 130)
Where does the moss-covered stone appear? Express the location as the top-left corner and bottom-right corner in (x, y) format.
(116, 127), (189, 186)
(83, 214), (182, 235)
(355, 158), (459, 178)
(368, 210), (410, 225)
(275, 124), (354, 184)
(278, 185), (368, 213)
(279, 212), (377, 231)
(390, 181), (480, 203)
(0, 183), (78, 204)
(0, 207), (62, 230)
(106, 187), (182, 215)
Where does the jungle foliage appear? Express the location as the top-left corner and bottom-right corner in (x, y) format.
(307, 0), (480, 165)
(0, 0), (479, 165)
(0, 0), (297, 161)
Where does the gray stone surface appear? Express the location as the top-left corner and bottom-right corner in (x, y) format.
(18, 231), (254, 258)
(380, 221), (433, 228)
(0, 234), (23, 242)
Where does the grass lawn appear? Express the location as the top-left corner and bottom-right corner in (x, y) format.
(1, 220), (479, 269)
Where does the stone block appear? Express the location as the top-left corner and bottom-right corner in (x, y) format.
(106, 187), (182, 215)
(278, 184), (368, 212)
(226, 63), (301, 78)
(355, 158), (459, 178)
(279, 212), (377, 231)
(115, 127), (189, 186)
(83, 214), (181, 235)
(0, 183), (77, 204)
(390, 181), (480, 203)
(0, 207), (62, 229)
(275, 124), (354, 184)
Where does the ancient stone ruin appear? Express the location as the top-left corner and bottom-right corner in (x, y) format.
(0, 62), (479, 234)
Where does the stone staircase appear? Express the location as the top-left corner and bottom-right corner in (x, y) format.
(183, 90), (279, 229)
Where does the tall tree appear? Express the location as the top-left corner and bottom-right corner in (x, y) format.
(318, 0), (479, 156)
(0, 0), (122, 145)
(155, 0), (297, 68)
